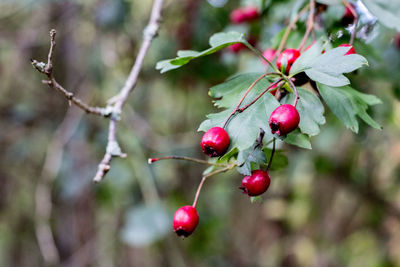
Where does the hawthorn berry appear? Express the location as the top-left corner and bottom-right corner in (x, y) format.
(201, 127), (230, 157)
(342, 5), (355, 25)
(261, 48), (276, 65)
(228, 43), (246, 53)
(230, 6), (259, 24)
(339, 44), (356, 55)
(269, 104), (300, 136)
(269, 83), (278, 95)
(276, 48), (301, 74)
(173, 205), (199, 237)
(240, 170), (271, 196)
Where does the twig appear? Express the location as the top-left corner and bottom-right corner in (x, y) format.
(343, 0), (358, 45)
(267, 138), (276, 170)
(298, 0), (315, 51)
(223, 73), (278, 128)
(238, 79), (283, 113)
(148, 156), (227, 167)
(275, 4), (310, 61)
(31, 31), (107, 117)
(284, 76), (299, 107)
(192, 164), (237, 208)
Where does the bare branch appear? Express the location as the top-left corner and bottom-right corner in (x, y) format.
(93, 0), (165, 183)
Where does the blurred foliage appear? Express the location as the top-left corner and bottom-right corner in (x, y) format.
(0, 0), (400, 266)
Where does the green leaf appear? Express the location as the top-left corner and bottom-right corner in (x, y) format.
(363, 0), (400, 32)
(282, 88), (326, 136)
(317, 83), (382, 132)
(290, 42), (324, 76)
(302, 47), (368, 87)
(156, 31), (247, 73)
(318, 83), (359, 132)
(284, 130), (312, 149)
(210, 72), (270, 108)
(237, 145), (267, 175)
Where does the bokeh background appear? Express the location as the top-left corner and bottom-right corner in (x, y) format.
(1, 0), (400, 266)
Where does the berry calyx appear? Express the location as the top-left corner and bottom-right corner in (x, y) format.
(276, 49), (301, 74)
(261, 48), (276, 65)
(201, 127), (230, 157)
(172, 206), (199, 237)
(239, 170), (271, 196)
(339, 44), (356, 55)
(269, 104), (300, 136)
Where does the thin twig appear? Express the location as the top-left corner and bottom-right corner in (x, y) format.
(343, 0), (358, 45)
(31, 31), (107, 116)
(298, 0), (315, 51)
(238, 79), (283, 113)
(275, 4), (310, 61)
(223, 73), (278, 128)
(192, 164), (237, 208)
(267, 138), (276, 170)
(93, 0), (164, 182)
(148, 156), (227, 167)
(285, 76), (299, 107)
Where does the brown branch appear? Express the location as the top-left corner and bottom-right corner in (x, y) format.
(298, 0), (315, 51)
(343, 0), (358, 45)
(93, 0), (165, 183)
(148, 156), (227, 167)
(275, 4), (310, 61)
(31, 31), (107, 117)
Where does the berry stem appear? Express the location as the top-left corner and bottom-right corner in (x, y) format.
(267, 138), (276, 171)
(223, 73), (279, 128)
(192, 163), (237, 208)
(245, 42), (280, 73)
(148, 156), (227, 167)
(298, 0), (315, 51)
(275, 4), (310, 61)
(343, 0), (358, 45)
(238, 79), (283, 113)
(284, 76), (299, 107)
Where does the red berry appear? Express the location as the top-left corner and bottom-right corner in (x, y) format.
(339, 44), (356, 55)
(228, 43), (246, 53)
(230, 6), (259, 24)
(276, 49), (301, 74)
(230, 8), (247, 24)
(343, 6), (355, 21)
(242, 6), (259, 21)
(269, 83), (278, 95)
(240, 170), (271, 196)
(261, 48), (276, 65)
(173, 206), (199, 237)
(395, 33), (400, 49)
(269, 104), (300, 136)
(201, 127), (230, 157)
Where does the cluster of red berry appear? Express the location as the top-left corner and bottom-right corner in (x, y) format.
(172, 101), (301, 237)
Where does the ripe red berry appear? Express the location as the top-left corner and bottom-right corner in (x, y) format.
(269, 83), (278, 95)
(395, 34), (400, 49)
(339, 44), (356, 55)
(173, 206), (199, 237)
(201, 127), (230, 157)
(228, 43), (246, 53)
(240, 170), (271, 196)
(261, 48), (276, 65)
(230, 6), (259, 24)
(242, 6), (259, 21)
(230, 8), (247, 24)
(269, 104), (300, 136)
(276, 49), (301, 74)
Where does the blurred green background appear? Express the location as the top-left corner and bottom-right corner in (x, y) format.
(1, 0), (400, 266)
